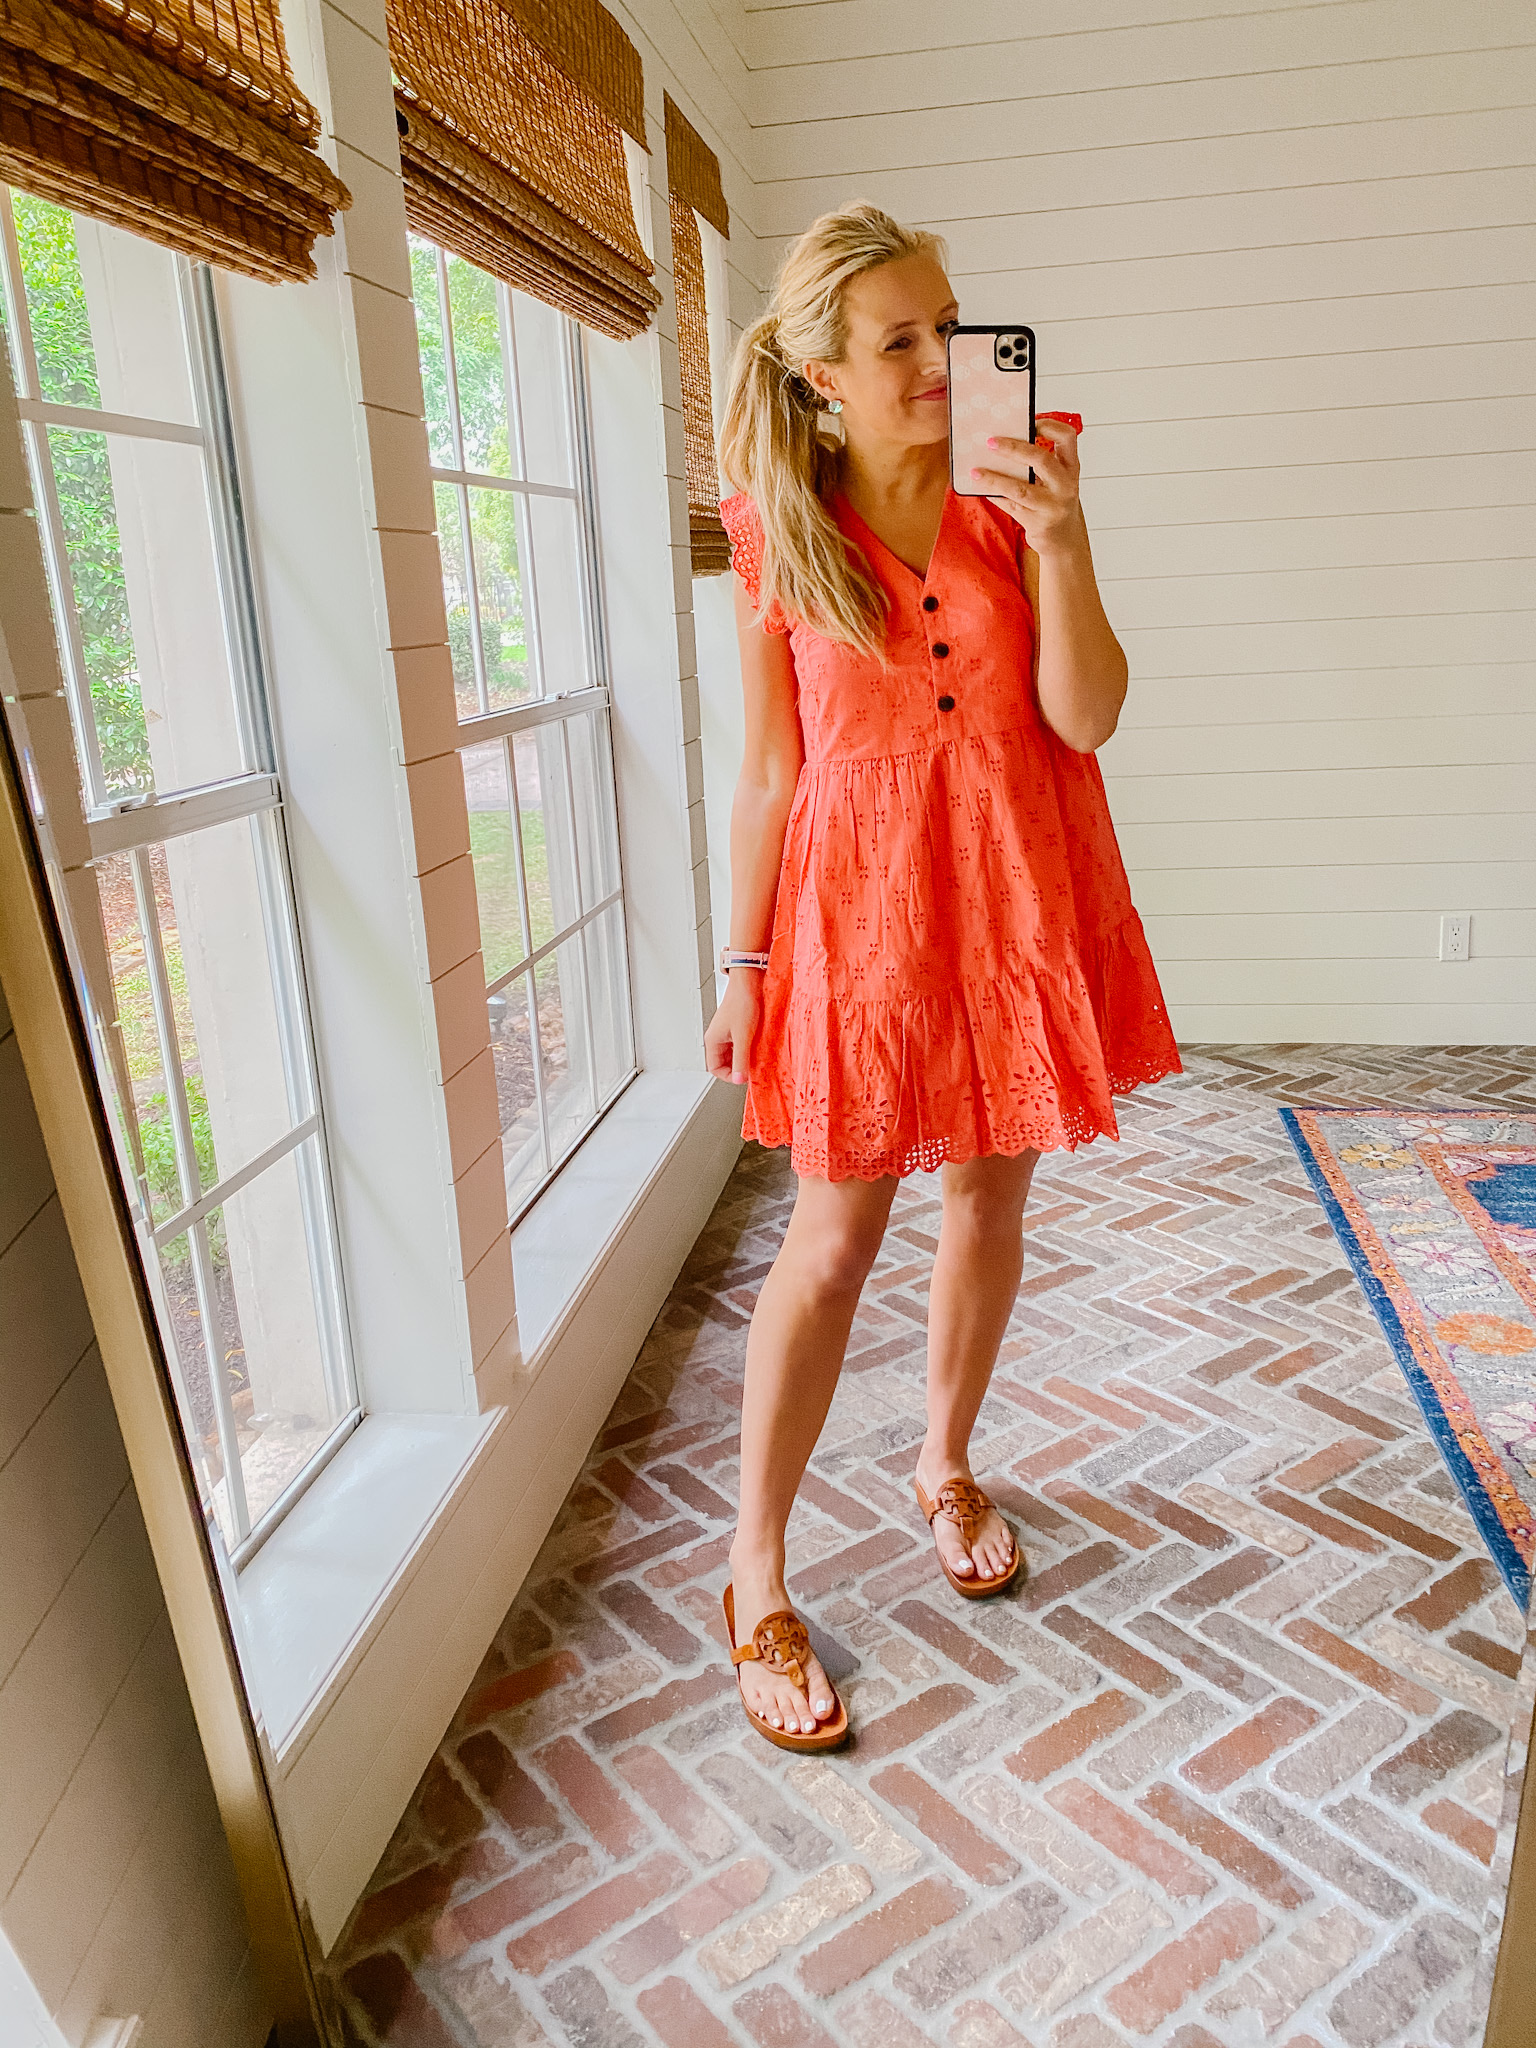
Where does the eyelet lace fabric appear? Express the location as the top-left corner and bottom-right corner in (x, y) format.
(723, 498), (791, 635)
(719, 490), (1181, 1184)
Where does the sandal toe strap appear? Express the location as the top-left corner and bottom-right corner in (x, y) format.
(731, 1609), (813, 1695)
(929, 1478), (992, 1540)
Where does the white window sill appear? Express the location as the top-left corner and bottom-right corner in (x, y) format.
(234, 1068), (720, 1759)
(512, 1068), (715, 1365)
(235, 1408), (500, 1753)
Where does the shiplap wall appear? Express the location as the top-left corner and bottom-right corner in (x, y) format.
(0, 983), (267, 2047)
(719, 0), (1535, 1043)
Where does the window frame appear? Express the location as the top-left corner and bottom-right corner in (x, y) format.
(0, 192), (360, 1565)
(416, 237), (639, 1224)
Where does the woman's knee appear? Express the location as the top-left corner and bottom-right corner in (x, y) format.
(940, 1158), (1037, 1249)
(791, 1221), (883, 1298)
(782, 1182), (891, 1297)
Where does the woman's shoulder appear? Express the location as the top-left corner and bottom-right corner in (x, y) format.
(719, 490), (763, 570)
(719, 489), (759, 530)
(720, 493), (791, 635)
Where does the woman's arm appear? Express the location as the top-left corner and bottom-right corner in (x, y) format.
(973, 420), (1127, 753)
(704, 580), (804, 1085)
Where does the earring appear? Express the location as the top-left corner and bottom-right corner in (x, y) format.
(827, 398), (843, 414)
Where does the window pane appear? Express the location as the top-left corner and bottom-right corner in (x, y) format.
(584, 900), (633, 1108)
(12, 190), (98, 403)
(463, 738), (526, 978)
(163, 1140), (348, 1548)
(220, 1139), (345, 1528)
(12, 196), (199, 426)
(97, 846), (182, 1227)
(513, 729), (557, 955)
(491, 972), (545, 1215)
(524, 493), (590, 698)
(509, 290), (574, 488)
(154, 1223), (237, 1542)
(435, 480), (481, 717)
(535, 932), (596, 1164)
(447, 252), (510, 476)
(567, 709), (622, 912)
(45, 426), (250, 799)
(48, 425), (148, 794)
(542, 722), (584, 936)
(410, 238), (455, 469)
(467, 484), (533, 711)
(99, 817), (311, 1210)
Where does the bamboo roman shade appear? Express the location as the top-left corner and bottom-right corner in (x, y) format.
(0, 0), (350, 281)
(388, 0), (660, 343)
(664, 94), (728, 576)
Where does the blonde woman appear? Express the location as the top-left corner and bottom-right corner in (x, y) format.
(705, 205), (1179, 1751)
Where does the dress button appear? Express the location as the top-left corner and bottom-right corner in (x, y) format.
(922, 594), (939, 613)
(932, 641), (950, 658)
(937, 694), (956, 712)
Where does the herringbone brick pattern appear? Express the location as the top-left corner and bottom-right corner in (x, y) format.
(327, 1046), (1536, 2048)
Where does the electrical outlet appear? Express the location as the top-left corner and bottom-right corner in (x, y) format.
(1439, 913), (1471, 964)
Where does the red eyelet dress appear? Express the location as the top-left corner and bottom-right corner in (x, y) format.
(720, 485), (1181, 1183)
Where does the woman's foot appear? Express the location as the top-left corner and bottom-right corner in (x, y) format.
(727, 1548), (837, 1735)
(913, 1450), (1017, 1584)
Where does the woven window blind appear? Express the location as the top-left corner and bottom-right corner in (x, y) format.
(388, 0), (659, 343)
(664, 94), (728, 577)
(0, 0), (350, 281)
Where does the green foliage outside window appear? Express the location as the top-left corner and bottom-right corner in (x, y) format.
(112, 916), (221, 1258)
(140, 1078), (222, 1252)
(410, 238), (529, 707)
(10, 195), (150, 793)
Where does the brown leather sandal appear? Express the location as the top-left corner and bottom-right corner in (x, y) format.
(913, 1475), (1024, 1599)
(723, 1585), (849, 1752)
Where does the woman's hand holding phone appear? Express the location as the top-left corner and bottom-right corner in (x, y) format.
(971, 412), (1086, 556)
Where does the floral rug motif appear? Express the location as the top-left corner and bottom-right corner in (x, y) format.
(1282, 1106), (1536, 1610)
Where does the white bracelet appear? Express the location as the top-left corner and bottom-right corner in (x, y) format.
(720, 947), (771, 972)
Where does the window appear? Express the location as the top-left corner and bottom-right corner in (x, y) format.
(411, 239), (636, 1220)
(0, 192), (357, 1562)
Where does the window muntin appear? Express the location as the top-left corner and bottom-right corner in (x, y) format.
(413, 238), (636, 1222)
(0, 192), (357, 1561)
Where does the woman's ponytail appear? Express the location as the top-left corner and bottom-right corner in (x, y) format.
(718, 206), (947, 656)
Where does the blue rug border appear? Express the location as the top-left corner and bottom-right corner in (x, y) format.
(1279, 1106), (1530, 1612)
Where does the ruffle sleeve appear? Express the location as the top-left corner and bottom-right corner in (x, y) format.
(720, 491), (790, 635)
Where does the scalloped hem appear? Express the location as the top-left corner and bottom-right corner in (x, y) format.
(739, 913), (1182, 1184)
(743, 1053), (1181, 1184)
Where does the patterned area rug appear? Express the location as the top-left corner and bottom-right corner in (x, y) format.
(1283, 1108), (1536, 1611)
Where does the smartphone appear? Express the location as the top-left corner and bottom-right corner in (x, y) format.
(947, 325), (1035, 496)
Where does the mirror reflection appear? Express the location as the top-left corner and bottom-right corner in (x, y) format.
(0, 3), (1528, 2048)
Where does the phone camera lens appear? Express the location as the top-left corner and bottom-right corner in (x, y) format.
(998, 345), (1013, 359)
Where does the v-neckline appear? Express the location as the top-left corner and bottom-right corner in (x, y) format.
(835, 485), (953, 588)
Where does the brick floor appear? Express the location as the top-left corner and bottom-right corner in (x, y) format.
(327, 1047), (1535, 2047)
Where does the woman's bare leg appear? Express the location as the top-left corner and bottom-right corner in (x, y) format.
(729, 1172), (897, 1732)
(915, 1150), (1040, 1584)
